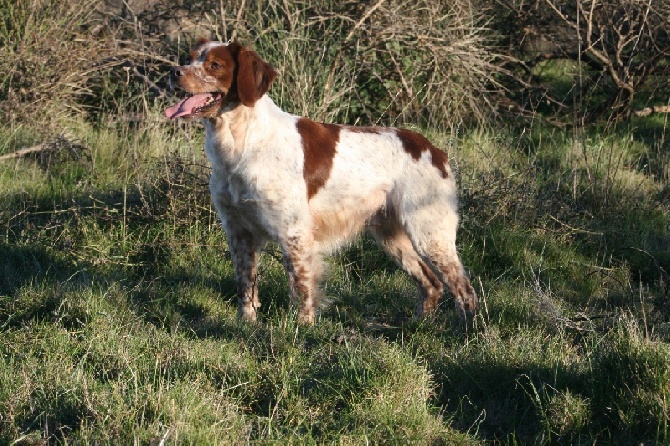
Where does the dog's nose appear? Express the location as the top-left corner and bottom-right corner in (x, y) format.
(169, 67), (185, 89)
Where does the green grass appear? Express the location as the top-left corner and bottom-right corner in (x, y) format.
(1, 112), (669, 444)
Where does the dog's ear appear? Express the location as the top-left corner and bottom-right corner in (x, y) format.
(235, 46), (278, 107)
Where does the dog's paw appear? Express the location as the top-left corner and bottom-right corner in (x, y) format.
(455, 289), (478, 321)
(297, 308), (315, 325)
(238, 304), (259, 322)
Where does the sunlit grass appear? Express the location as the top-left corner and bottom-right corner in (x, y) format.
(2, 109), (668, 444)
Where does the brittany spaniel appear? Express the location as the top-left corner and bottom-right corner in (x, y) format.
(166, 39), (478, 324)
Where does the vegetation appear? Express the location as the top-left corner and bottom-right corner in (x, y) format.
(1, 0), (669, 444)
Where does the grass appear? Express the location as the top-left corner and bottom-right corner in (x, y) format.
(1, 109), (669, 444)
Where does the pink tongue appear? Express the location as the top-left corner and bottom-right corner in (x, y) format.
(165, 94), (213, 119)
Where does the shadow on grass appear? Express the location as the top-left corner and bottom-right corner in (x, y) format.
(3, 135), (668, 443)
(0, 243), (69, 296)
(427, 333), (670, 444)
(0, 242), (93, 330)
(431, 354), (581, 442)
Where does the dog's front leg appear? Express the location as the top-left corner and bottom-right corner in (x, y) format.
(281, 233), (321, 324)
(227, 228), (262, 321)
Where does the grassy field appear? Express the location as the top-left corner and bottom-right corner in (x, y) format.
(1, 109), (669, 444)
(1, 0), (670, 444)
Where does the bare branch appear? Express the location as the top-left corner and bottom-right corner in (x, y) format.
(633, 105), (670, 117)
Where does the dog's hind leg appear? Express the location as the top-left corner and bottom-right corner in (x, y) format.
(398, 190), (478, 319)
(368, 212), (444, 315)
(424, 242), (478, 319)
(406, 219), (477, 319)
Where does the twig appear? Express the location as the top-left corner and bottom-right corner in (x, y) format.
(113, 47), (176, 66)
(0, 143), (50, 161)
(628, 247), (670, 297)
(344, 0), (387, 43)
(632, 105), (670, 117)
(570, 313), (614, 322)
(0, 133), (78, 162)
(548, 215), (603, 236)
(324, 0), (387, 95)
(129, 63), (167, 98)
(230, 0), (247, 41)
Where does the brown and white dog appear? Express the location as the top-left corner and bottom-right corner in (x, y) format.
(166, 39), (477, 324)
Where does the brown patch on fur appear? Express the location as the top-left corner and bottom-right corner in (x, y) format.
(297, 119), (341, 199)
(203, 45), (236, 91)
(396, 128), (450, 179)
(178, 42), (277, 108)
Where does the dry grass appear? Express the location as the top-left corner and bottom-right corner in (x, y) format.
(0, 0), (110, 123)
(0, 0), (503, 130)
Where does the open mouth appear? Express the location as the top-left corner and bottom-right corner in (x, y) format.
(165, 93), (223, 119)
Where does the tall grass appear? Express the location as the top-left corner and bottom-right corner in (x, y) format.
(1, 0), (502, 131)
(1, 0), (669, 444)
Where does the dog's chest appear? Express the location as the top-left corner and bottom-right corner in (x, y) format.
(208, 167), (270, 235)
(208, 144), (299, 238)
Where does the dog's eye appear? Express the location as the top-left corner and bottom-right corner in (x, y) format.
(210, 61), (223, 70)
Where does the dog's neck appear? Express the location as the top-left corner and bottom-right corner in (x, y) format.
(202, 95), (282, 166)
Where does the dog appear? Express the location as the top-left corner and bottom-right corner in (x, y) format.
(166, 39), (478, 324)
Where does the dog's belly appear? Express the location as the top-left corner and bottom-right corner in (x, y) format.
(309, 188), (387, 251)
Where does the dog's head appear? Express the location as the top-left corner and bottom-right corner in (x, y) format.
(166, 39), (278, 120)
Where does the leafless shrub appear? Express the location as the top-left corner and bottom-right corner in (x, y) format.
(344, 0), (503, 127)
(494, 0), (670, 123)
(0, 0), (183, 127)
(27, 135), (91, 171)
(545, 0), (670, 119)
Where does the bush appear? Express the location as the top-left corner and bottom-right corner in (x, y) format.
(1, 0), (502, 129)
